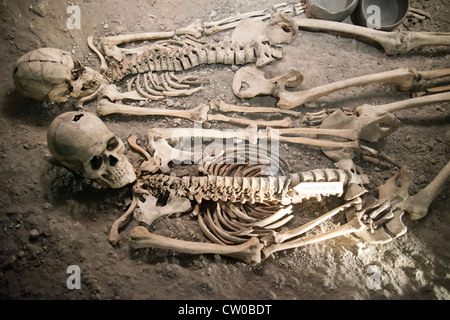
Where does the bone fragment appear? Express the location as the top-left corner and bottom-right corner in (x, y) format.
(277, 67), (449, 109)
(211, 100), (301, 117)
(356, 91), (450, 117)
(262, 215), (366, 258)
(276, 127), (358, 141)
(269, 133), (359, 149)
(134, 194), (192, 226)
(100, 32), (175, 62)
(320, 92), (450, 160)
(97, 99), (209, 122)
(149, 123), (259, 145)
(135, 74), (166, 100)
(403, 160), (450, 220)
(109, 195), (138, 245)
(273, 197), (362, 244)
(101, 84), (149, 101)
(100, 32), (175, 47)
(233, 65), (303, 99)
(204, 10), (269, 35)
(147, 132), (202, 173)
(87, 36), (108, 74)
(293, 18), (450, 56)
(175, 19), (203, 38)
(207, 113), (293, 128)
(129, 226), (264, 264)
(128, 136), (160, 173)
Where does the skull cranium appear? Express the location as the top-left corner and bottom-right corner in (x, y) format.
(13, 48), (104, 102)
(47, 111), (136, 189)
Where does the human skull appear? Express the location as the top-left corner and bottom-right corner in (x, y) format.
(47, 111), (136, 188)
(13, 48), (104, 102)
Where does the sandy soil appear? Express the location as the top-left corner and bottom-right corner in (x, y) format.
(0, 0), (449, 300)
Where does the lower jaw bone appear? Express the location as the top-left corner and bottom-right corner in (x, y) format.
(129, 226), (264, 264)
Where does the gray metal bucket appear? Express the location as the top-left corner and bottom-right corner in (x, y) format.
(306, 0), (360, 22)
(351, 0), (410, 31)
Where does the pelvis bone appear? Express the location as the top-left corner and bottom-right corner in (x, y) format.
(320, 92), (450, 161)
(232, 65), (303, 99)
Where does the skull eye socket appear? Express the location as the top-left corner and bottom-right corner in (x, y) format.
(90, 156), (103, 170)
(107, 137), (119, 151)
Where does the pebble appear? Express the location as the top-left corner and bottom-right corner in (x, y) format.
(209, 10), (217, 19)
(29, 229), (40, 240)
(165, 99), (174, 107)
(417, 175), (427, 185)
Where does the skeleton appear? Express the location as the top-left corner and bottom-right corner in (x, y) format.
(12, 5), (450, 120)
(126, 132), (369, 263)
(124, 130), (449, 263)
(43, 110), (448, 263)
(18, 3), (449, 263)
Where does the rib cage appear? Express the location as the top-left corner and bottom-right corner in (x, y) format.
(132, 140), (355, 246)
(110, 40), (281, 81)
(136, 168), (348, 205)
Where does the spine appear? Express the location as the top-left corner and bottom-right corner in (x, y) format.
(112, 40), (270, 81)
(137, 168), (349, 205)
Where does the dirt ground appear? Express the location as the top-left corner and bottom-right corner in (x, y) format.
(0, 0), (449, 301)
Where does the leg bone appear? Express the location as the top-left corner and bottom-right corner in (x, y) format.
(97, 99), (209, 123)
(403, 160), (450, 220)
(129, 226), (264, 264)
(293, 18), (450, 56)
(262, 215), (366, 258)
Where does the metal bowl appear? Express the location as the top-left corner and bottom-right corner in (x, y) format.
(351, 0), (410, 31)
(306, 0), (359, 22)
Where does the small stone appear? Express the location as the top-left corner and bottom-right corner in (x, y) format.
(202, 122), (212, 129)
(103, 23), (109, 29)
(165, 99), (174, 107)
(417, 175), (427, 185)
(29, 229), (40, 240)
